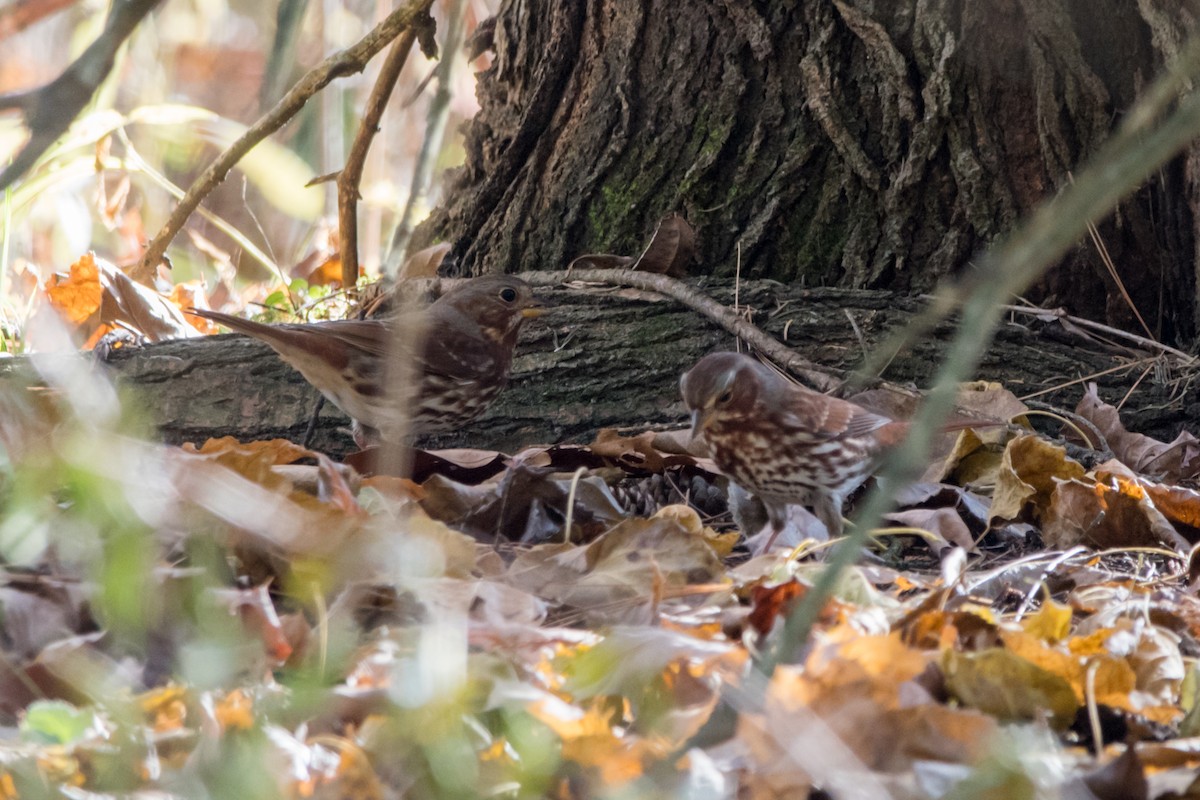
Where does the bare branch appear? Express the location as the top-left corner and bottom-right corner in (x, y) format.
(338, 12), (435, 289)
(520, 269), (843, 393)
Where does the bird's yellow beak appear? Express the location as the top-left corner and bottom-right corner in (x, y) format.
(520, 307), (545, 319)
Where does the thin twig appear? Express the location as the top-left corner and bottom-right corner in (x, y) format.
(995, 303), (1192, 362)
(339, 16), (431, 288)
(1017, 358), (1151, 401)
(520, 269), (842, 392)
(1086, 218), (1155, 340)
(135, 0), (436, 279)
(1116, 361), (1156, 412)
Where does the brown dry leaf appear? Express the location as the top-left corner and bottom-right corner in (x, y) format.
(289, 220), (341, 285)
(169, 446), (364, 562)
(404, 448), (510, 484)
(170, 281), (217, 334)
(1144, 482), (1200, 532)
(953, 380), (1030, 423)
(941, 647), (1079, 728)
(1077, 383), (1200, 481)
(1123, 622), (1187, 710)
(47, 253), (200, 344)
(589, 429), (667, 473)
(306, 254), (345, 287)
(741, 635), (994, 782)
(746, 580), (808, 638)
(900, 607), (999, 651)
(420, 464), (626, 544)
(1042, 468), (1190, 551)
(0, 633), (129, 720)
(653, 504), (738, 556)
(101, 258), (201, 341)
(567, 253), (635, 270)
(1080, 746), (1148, 800)
(632, 213), (694, 277)
(884, 507), (977, 552)
(926, 427), (1002, 485)
(989, 435), (1086, 523)
(187, 437), (314, 476)
(45, 252), (103, 325)
(397, 242), (451, 281)
(505, 516), (724, 625)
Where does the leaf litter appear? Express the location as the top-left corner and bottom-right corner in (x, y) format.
(11, 285), (1200, 796)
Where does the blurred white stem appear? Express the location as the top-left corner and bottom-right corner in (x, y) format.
(321, 0), (344, 215)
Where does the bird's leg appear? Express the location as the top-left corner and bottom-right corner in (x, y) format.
(755, 501), (790, 553)
(351, 420), (382, 450)
(812, 494), (846, 539)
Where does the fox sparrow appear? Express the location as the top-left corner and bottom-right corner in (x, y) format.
(681, 351), (909, 547)
(191, 275), (541, 444)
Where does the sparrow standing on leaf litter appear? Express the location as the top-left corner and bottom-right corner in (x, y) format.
(680, 351), (910, 550)
(190, 275), (542, 446)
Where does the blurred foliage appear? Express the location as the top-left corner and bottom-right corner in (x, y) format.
(0, 0), (492, 352)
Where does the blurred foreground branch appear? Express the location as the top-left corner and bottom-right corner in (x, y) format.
(769, 32), (1200, 672)
(0, 0), (162, 192)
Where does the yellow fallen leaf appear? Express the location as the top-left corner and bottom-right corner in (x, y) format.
(942, 648), (1078, 728)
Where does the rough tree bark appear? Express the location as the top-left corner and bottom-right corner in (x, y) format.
(415, 0), (1200, 344)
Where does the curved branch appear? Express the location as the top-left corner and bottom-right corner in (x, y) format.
(519, 268), (844, 393)
(338, 13), (433, 289)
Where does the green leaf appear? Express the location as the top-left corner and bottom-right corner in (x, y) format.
(20, 700), (96, 745)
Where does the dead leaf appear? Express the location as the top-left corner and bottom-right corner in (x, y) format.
(567, 254), (635, 270)
(884, 507), (977, 552)
(1043, 467), (1191, 551)
(397, 242), (451, 281)
(45, 252), (102, 325)
(989, 435), (1086, 524)
(941, 647), (1078, 728)
(505, 516), (725, 625)
(1077, 383), (1200, 481)
(632, 213), (694, 277)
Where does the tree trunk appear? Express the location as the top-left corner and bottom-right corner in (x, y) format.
(4, 282), (1191, 456)
(415, 0), (1200, 344)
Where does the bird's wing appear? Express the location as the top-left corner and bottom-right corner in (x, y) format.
(305, 319), (400, 358)
(780, 389), (895, 441)
(415, 306), (500, 383)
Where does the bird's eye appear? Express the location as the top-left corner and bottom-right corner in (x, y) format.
(716, 389), (734, 405)
(499, 287), (518, 303)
